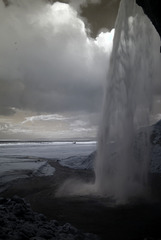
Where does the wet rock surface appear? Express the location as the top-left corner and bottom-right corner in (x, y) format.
(0, 196), (98, 240)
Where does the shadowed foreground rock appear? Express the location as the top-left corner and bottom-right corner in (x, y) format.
(0, 196), (98, 240)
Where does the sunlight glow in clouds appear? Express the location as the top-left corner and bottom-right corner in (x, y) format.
(95, 29), (115, 52)
(22, 114), (70, 124)
(0, 0), (114, 139)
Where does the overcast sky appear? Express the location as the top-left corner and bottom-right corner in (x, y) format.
(0, 0), (160, 140)
(0, 0), (116, 140)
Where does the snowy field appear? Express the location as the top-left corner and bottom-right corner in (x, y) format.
(0, 128), (161, 190)
(0, 141), (97, 186)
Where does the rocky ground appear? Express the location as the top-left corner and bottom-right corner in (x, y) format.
(1, 121), (161, 240)
(0, 195), (98, 240)
(1, 160), (161, 240)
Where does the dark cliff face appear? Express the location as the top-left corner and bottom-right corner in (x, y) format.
(136, 0), (161, 38)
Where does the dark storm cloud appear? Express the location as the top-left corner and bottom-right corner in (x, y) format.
(0, 0), (114, 116)
(80, 0), (120, 37)
(50, 0), (121, 37)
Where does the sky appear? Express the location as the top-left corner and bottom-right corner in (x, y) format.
(0, 0), (116, 140)
(0, 0), (160, 140)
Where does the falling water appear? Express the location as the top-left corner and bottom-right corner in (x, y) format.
(95, 0), (160, 203)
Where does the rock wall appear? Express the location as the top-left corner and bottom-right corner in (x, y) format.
(136, 0), (161, 39)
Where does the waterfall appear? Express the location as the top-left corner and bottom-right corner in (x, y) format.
(94, 0), (160, 203)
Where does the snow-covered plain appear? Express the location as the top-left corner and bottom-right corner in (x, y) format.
(0, 121), (161, 190)
(0, 141), (97, 186)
